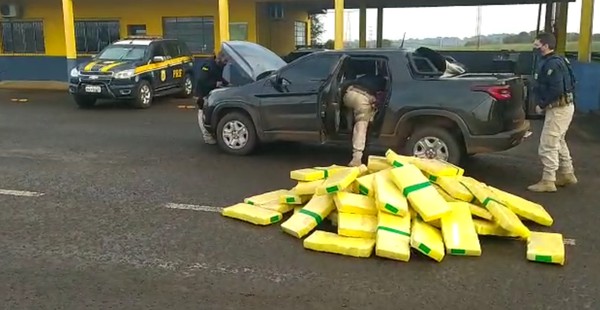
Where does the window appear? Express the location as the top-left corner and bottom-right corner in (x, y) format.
(163, 17), (214, 54)
(281, 54), (340, 82)
(0, 20), (45, 53)
(229, 22), (248, 41)
(127, 24), (147, 36)
(75, 20), (120, 53)
(294, 21), (307, 48)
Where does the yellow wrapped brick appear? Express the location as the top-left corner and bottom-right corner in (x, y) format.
(337, 213), (378, 239)
(333, 191), (377, 215)
(526, 231), (565, 265)
(367, 155), (392, 172)
(489, 186), (554, 227)
(390, 165), (451, 222)
(281, 194), (335, 238)
(279, 190), (311, 205)
(290, 168), (327, 182)
(411, 158), (464, 177)
(303, 230), (376, 258)
(410, 217), (445, 262)
(221, 203), (283, 226)
(428, 218), (442, 228)
(433, 184), (457, 202)
(314, 164), (350, 178)
(244, 189), (289, 206)
(430, 175), (474, 202)
(468, 203), (493, 221)
(259, 202), (295, 214)
(374, 170), (409, 216)
(293, 180), (323, 195)
(464, 182), (531, 239)
(315, 167), (360, 195)
(385, 149), (415, 167)
(441, 202), (482, 256)
(376, 212), (411, 262)
(472, 219), (519, 237)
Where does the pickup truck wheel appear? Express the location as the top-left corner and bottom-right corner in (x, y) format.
(216, 112), (257, 155)
(131, 80), (153, 109)
(176, 74), (194, 98)
(406, 126), (464, 165)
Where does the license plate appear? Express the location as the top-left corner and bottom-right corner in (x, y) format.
(84, 85), (101, 93)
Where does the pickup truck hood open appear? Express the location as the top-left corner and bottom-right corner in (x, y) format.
(220, 41), (287, 82)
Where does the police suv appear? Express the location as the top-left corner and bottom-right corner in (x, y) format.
(69, 36), (195, 109)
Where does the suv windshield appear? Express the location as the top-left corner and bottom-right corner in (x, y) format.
(96, 45), (147, 61)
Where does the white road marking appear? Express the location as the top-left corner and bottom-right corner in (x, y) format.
(564, 238), (576, 246)
(164, 203), (222, 213)
(0, 189), (44, 197)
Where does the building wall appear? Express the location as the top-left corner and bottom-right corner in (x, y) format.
(0, 0), (307, 82)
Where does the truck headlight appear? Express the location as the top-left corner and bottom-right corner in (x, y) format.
(70, 68), (79, 77)
(114, 69), (135, 79)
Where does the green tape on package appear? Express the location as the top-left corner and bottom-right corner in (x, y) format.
(402, 181), (432, 197)
(378, 226), (410, 237)
(299, 209), (323, 225)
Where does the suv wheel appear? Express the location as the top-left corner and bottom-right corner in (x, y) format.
(216, 112), (257, 155)
(132, 80), (153, 109)
(73, 95), (96, 109)
(405, 126), (464, 165)
(177, 74), (194, 98)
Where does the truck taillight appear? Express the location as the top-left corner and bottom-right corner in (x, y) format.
(471, 85), (512, 101)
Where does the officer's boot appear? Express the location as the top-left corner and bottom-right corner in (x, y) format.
(555, 173), (578, 187)
(527, 180), (557, 193)
(349, 121), (368, 167)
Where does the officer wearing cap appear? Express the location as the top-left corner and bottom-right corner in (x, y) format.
(196, 52), (229, 144)
(528, 32), (578, 192)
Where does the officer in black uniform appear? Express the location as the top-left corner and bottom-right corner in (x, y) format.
(196, 52), (229, 144)
(528, 32), (578, 193)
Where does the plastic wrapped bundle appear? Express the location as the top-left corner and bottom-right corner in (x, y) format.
(433, 184), (457, 202)
(290, 168), (327, 182)
(315, 167), (360, 195)
(376, 212), (411, 262)
(462, 181), (531, 239)
(472, 219), (519, 237)
(489, 186), (554, 226)
(221, 203), (283, 226)
(384, 149), (416, 167)
(293, 179), (323, 195)
(314, 164), (351, 177)
(526, 231), (565, 265)
(367, 155), (392, 172)
(468, 203), (493, 221)
(411, 158), (464, 178)
(279, 190), (311, 205)
(430, 175), (474, 202)
(337, 213), (378, 239)
(259, 202), (295, 214)
(374, 170), (409, 216)
(390, 165), (451, 222)
(281, 194), (335, 238)
(244, 189), (289, 206)
(333, 191), (377, 215)
(441, 202), (482, 256)
(303, 230), (375, 258)
(410, 217), (445, 262)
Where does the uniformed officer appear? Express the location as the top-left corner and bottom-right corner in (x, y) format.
(196, 52), (229, 145)
(339, 70), (387, 167)
(528, 32), (577, 192)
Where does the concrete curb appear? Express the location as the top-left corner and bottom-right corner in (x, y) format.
(0, 81), (68, 91)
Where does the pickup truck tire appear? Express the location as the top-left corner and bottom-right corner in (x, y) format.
(405, 126), (464, 165)
(73, 95), (97, 109)
(216, 112), (257, 156)
(131, 80), (153, 109)
(177, 74), (194, 98)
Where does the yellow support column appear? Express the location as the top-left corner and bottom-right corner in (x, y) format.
(218, 0), (230, 52)
(578, 0), (594, 62)
(359, 3), (367, 48)
(555, 1), (568, 55)
(376, 7), (383, 48)
(61, 0), (77, 79)
(334, 0), (344, 50)
(307, 16), (312, 46)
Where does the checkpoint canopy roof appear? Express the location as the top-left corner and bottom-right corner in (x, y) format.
(264, 0), (576, 12)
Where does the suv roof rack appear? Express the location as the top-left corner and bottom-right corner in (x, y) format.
(121, 35), (163, 41)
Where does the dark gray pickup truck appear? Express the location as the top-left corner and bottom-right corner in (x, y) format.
(200, 41), (531, 165)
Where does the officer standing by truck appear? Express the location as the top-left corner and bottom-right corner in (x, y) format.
(196, 52), (229, 145)
(528, 32), (578, 193)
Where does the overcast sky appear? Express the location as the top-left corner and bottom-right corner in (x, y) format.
(321, 0), (599, 40)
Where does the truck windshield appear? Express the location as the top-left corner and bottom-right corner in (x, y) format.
(96, 45), (147, 61)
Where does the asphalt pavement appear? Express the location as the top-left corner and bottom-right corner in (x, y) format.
(1, 90), (598, 309)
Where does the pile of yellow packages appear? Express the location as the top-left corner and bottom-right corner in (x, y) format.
(221, 149), (566, 266)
